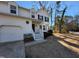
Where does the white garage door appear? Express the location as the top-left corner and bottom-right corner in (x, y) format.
(0, 25), (23, 42)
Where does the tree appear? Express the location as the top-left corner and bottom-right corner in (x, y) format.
(54, 1), (61, 33)
(54, 1), (68, 33)
(59, 6), (67, 33)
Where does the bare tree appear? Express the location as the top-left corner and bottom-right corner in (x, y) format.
(54, 1), (68, 33)
(59, 6), (67, 33)
(54, 1), (61, 33)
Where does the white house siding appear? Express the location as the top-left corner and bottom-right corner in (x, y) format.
(0, 1), (50, 42)
(0, 2), (9, 14)
(37, 8), (49, 33)
(8, 1), (19, 15)
(18, 8), (30, 18)
(0, 15), (33, 42)
(0, 2), (18, 15)
(31, 8), (50, 40)
(0, 26), (23, 42)
(37, 8), (49, 22)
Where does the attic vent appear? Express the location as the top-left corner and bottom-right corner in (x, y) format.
(26, 21), (29, 24)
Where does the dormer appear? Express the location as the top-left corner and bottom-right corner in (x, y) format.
(8, 1), (18, 15)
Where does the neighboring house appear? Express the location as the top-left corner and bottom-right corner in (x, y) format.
(0, 1), (49, 43)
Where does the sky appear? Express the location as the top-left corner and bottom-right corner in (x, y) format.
(62, 1), (79, 16)
(16, 1), (79, 26)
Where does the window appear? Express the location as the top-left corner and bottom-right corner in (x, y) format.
(45, 17), (49, 22)
(26, 21), (29, 24)
(43, 25), (45, 30)
(38, 14), (43, 20)
(10, 5), (16, 14)
(31, 15), (35, 18)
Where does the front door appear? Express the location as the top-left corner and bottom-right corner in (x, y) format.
(32, 24), (35, 32)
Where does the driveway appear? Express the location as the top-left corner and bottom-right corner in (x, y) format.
(25, 36), (79, 58)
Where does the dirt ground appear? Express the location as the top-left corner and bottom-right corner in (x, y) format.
(25, 36), (79, 58)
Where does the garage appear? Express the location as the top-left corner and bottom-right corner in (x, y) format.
(0, 25), (23, 42)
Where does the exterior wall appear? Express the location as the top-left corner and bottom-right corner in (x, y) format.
(0, 15), (33, 42)
(32, 8), (50, 40)
(42, 22), (49, 32)
(0, 26), (23, 42)
(0, 2), (9, 14)
(37, 8), (49, 22)
(0, 2), (18, 15)
(0, 1), (50, 41)
(8, 1), (19, 15)
(18, 8), (30, 18)
(0, 2), (49, 24)
(37, 8), (49, 32)
(0, 2), (49, 23)
(37, 8), (49, 17)
(0, 2), (30, 17)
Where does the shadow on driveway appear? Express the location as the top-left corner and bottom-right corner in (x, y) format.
(25, 36), (79, 58)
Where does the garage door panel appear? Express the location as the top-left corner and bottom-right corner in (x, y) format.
(0, 26), (23, 42)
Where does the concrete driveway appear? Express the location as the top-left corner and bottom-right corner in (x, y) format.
(25, 36), (79, 58)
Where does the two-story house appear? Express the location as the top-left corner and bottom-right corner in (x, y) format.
(0, 1), (49, 57)
(0, 1), (49, 42)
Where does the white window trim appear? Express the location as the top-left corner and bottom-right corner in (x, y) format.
(8, 2), (18, 16)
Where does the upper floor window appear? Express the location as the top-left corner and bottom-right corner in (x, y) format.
(45, 17), (49, 22)
(38, 14), (43, 20)
(10, 5), (16, 14)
